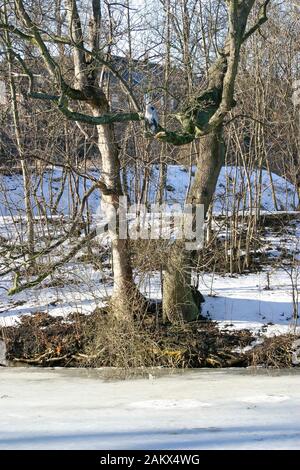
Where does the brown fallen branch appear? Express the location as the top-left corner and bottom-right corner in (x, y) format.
(13, 349), (54, 364)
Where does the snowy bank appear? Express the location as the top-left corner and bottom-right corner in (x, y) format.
(0, 165), (298, 217)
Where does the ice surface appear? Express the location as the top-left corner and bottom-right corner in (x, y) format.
(0, 368), (300, 450)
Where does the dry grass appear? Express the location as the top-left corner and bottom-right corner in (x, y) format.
(247, 335), (298, 368)
(2, 310), (299, 369)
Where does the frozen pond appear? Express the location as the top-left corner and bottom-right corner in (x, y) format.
(0, 368), (300, 450)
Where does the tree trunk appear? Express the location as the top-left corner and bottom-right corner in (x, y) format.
(4, 13), (34, 257)
(162, 245), (200, 323)
(94, 118), (138, 317)
(188, 127), (224, 212)
(162, 127), (224, 322)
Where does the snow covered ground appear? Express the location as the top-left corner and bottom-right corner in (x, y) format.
(0, 368), (300, 450)
(0, 165), (298, 217)
(0, 267), (299, 336)
(200, 270), (300, 336)
(0, 165), (299, 334)
(0, 218), (299, 335)
(164, 165), (299, 213)
(0, 262), (109, 326)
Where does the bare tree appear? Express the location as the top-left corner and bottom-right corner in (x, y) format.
(0, 0), (144, 316)
(161, 0), (272, 322)
(2, 1), (34, 257)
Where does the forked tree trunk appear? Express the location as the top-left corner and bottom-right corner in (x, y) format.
(162, 0), (263, 323)
(162, 45), (227, 324)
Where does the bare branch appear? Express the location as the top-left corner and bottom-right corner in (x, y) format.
(242, 0), (271, 43)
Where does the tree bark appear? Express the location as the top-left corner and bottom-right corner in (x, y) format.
(162, 127), (224, 323)
(189, 127), (225, 212)
(162, 245), (200, 323)
(93, 110), (138, 316)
